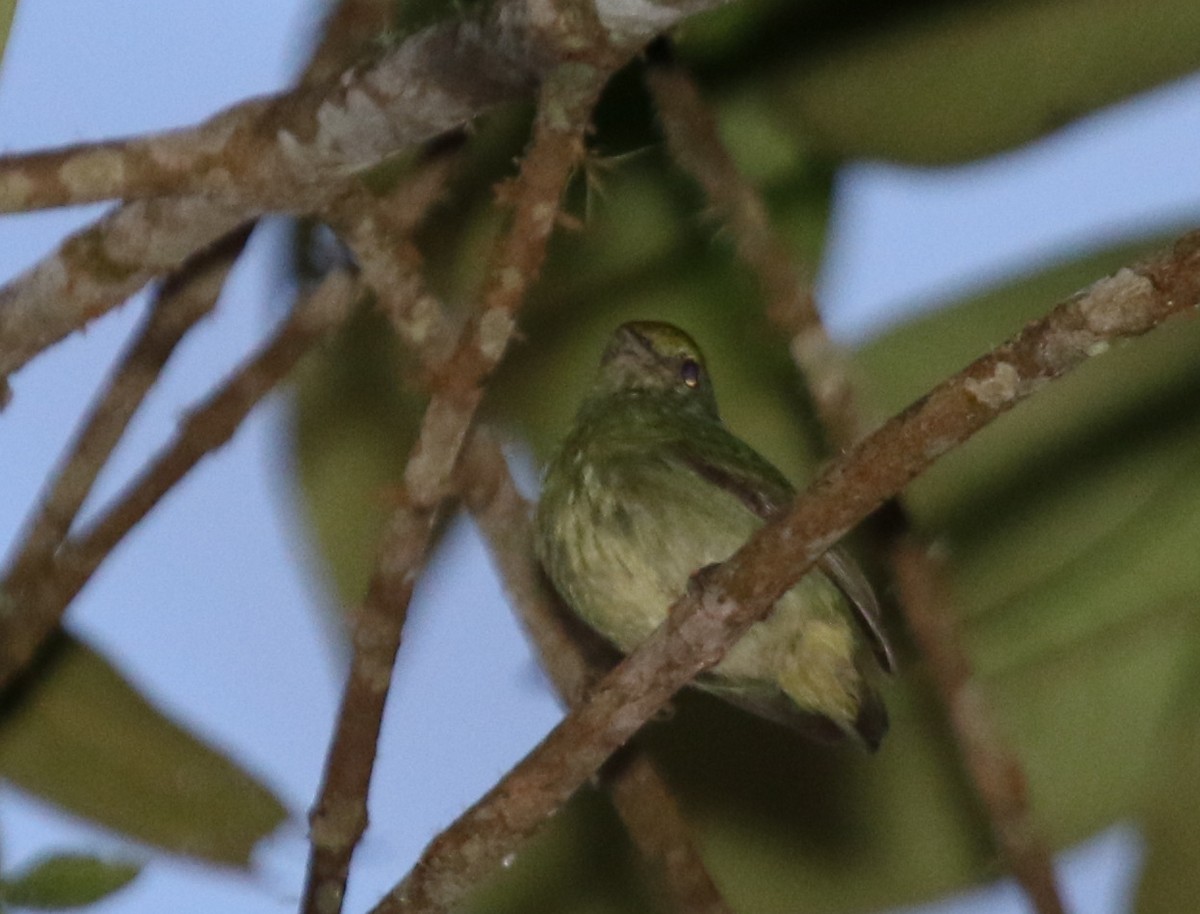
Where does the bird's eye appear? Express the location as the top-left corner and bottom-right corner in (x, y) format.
(680, 358), (701, 389)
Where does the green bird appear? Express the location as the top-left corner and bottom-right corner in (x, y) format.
(535, 321), (894, 750)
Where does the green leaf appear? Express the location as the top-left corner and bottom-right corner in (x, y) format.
(678, 0), (1200, 163)
(1, 854), (139, 910)
(0, 635), (287, 867)
(1133, 654), (1200, 913)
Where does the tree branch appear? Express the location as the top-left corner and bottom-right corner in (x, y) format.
(0, 269), (359, 691)
(645, 41), (859, 446)
(0, 0), (733, 216)
(366, 231), (1200, 914)
(0, 0), (392, 400)
(0, 0), (732, 403)
(1, 225), (250, 590)
(458, 431), (735, 914)
(0, 198), (252, 397)
(299, 65), (604, 914)
(647, 47), (1070, 912)
(322, 147), (464, 363)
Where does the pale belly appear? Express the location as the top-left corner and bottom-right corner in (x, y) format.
(551, 476), (849, 686)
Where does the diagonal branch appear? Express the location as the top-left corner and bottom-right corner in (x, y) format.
(299, 64), (605, 914)
(0, 0), (733, 217)
(322, 145), (465, 363)
(322, 134), (732, 911)
(458, 431), (735, 914)
(647, 47), (1069, 912)
(366, 231), (1200, 914)
(0, 0), (388, 692)
(0, 0), (394, 401)
(0, 198), (253, 396)
(645, 41), (857, 446)
(1, 225), (251, 590)
(0, 269), (360, 691)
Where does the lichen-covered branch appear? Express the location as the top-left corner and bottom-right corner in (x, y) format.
(648, 47), (1070, 913)
(300, 66), (603, 914)
(322, 145), (465, 364)
(458, 431), (734, 914)
(0, 0), (732, 404)
(367, 231), (1200, 914)
(0, 0), (392, 401)
(0, 198), (252, 397)
(298, 154), (464, 914)
(0, 0), (733, 216)
(0, 270), (359, 691)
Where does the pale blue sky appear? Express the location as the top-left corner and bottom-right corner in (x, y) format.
(1, 2), (1198, 912)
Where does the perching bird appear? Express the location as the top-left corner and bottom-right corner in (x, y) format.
(535, 321), (894, 750)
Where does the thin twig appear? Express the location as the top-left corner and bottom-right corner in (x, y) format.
(299, 65), (604, 914)
(297, 148), (462, 914)
(2, 225), (251, 587)
(0, 269), (359, 690)
(647, 48), (1069, 912)
(887, 524), (1064, 912)
(366, 232), (1200, 914)
(458, 431), (734, 914)
(645, 40), (857, 446)
(323, 146), (466, 364)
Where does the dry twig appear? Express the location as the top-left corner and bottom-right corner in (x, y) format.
(647, 48), (1068, 912)
(2, 226), (250, 592)
(323, 149), (465, 363)
(459, 431), (734, 914)
(300, 64), (604, 914)
(367, 232), (1200, 914)
(0, 269), (359, 690)
(887, 526), (1063, 912)
(645, 41), (858, 446)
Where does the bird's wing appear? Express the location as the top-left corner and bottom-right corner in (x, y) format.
(816, 548), (896, 673)
(666, 434), (793, 519)
(668, 437), (895, 674)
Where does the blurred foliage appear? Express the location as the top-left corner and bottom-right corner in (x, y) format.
(290, 297), (430, 604)
(0, 853), (139, 910)
(287, 0), (1200, 909)
(679, 0), (1200, 163)
(0, 635), (286, 867)
(1134, 658), (1200, 914)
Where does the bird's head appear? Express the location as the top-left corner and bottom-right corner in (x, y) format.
(589, 321), (719, 417)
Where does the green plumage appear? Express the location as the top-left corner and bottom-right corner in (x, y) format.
(535, 321), (893, 750)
